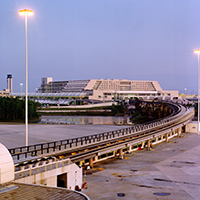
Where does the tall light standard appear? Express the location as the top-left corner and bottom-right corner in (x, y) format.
(19, 9), (33, 146)
(20, 83), (23, 97)
(194, 49), (200, 135)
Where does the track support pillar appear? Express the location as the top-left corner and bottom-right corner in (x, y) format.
(119, 148), (123, 159)
(165, 133), (169, 142)
(147, 140), (150, 149)
(79, 160), (84, 167)
(89, 157), (93, 168)
(177, 127), (181, 136)
(155, 136), (158, 142)
(114, 150), (118, 157)
(141, 141), (145, 149)
(161, 134), (163, 141)
(94, 155), (98, 162)
(126, 144), (131, 153)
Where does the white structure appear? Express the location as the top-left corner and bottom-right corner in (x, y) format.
(0, 142), (82, 190)
(0, 143), (14, 184)
(37, 78), (179, 101)
(0, 143), (88, 198)
(186, 121), (200, 133)
(42, 77), (53, 85)
(15, 158), (83, 190)
(0, 89), (10, 96)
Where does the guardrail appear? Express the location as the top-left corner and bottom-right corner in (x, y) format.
(9, 102), (192, 161)
(15, 157), (71, 180)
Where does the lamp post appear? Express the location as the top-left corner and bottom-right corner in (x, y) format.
(20, 83), (23, 97)
(19, 9), (33, 146)
(194, 49), (200, 135)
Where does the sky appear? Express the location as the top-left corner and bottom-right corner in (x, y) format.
(0, 0), (200, 94)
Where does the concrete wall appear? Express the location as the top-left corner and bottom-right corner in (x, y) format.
(186, 121), (199, 133)
(15, 163), (82, 190)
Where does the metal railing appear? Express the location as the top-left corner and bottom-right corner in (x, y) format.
(15, 157), (71, 180)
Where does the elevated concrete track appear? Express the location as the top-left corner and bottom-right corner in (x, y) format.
(11, 101), (194, 190)
(10, 102), (194, 167)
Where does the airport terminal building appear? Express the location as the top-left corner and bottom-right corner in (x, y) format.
(37, 77), (179, 101)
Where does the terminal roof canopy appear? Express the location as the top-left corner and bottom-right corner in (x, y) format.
(11, 92), (87, 98)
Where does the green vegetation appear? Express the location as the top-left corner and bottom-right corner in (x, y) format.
(0, 97), (40, 122)
(111, 102), (129, 115)
(131, 99), (172, 124)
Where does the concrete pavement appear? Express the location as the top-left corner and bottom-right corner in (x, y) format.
(83, 132), (200, 200)
(0, 124), (129, 148)
(1, 124), (200, 199)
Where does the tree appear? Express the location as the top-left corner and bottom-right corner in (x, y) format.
(131, 100), (171, 124)
(0, 97), (40, 121)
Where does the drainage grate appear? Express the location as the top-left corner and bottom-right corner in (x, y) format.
(117, 193), (125, 197)
(154, 192), (171, 196)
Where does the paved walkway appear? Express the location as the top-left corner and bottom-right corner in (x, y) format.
(83, 132), (200, 200)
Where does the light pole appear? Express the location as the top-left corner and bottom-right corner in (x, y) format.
(20, 83), (23, 97)
(19, 9), (33, 146)
(194, 49), (200, 135)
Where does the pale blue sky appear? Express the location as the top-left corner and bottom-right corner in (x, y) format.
(0, 0), (200, 94)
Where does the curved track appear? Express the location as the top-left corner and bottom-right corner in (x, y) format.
(10, 101), (194, 165)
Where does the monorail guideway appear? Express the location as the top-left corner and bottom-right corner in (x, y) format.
(10, 101), (194, 168)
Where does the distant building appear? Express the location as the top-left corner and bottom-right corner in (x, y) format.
(37, 77), (179, 101)
(0, 89), (10, 96)
(7, 74), (12, 94)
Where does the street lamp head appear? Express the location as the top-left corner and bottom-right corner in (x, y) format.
(194, 49), (200, 54)
(19, 9), (33, 16)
